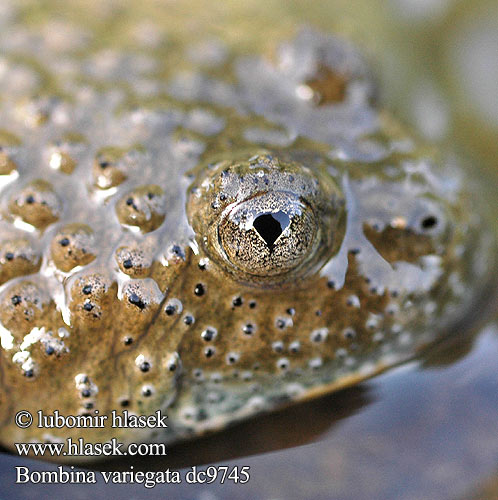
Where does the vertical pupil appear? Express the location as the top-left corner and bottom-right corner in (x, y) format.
(253, 211), (290, 251)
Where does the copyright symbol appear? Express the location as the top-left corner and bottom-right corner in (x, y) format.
(15, 411), (33, 428)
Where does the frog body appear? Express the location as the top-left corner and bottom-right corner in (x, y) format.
(0, 1), (494, 458)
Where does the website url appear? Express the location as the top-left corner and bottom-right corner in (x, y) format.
(15, 438), (167, 457)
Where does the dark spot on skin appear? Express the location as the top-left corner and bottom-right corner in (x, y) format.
(11, 295), (22, 305)
(169, 245), (185, 260)
(315, 310), (322, 316)
(123, 259), (133, 269)
(232, 296), (243, 307)
(83, 302), (94, 311)
(290, 343), (300, 353)
(5, 252), (14, 261)
(169, 245), (185, 259)
(140, 361), (150, 373)
(82, 285), (92, 295)
(249, 301), (256, 309)
(59, 238), (70, 247)
(84, 402), (94, 410)
(243, 323), (254, 335)
(165, 304), (176, 316)
(273, 343), (284, 353)
(120, 399), (130, 407)
(201, 328), (216, 341)
(278, 359), (289, 370)
(194, 283), (205, 296)
(421, 215), (438, 229)
(81, 389), (91, 398)
(128, 293), (146, 310)
(124, 336), (133, 345)
(344, 329), (356, 339)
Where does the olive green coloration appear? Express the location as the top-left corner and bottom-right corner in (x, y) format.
(0, 0), (495, 461)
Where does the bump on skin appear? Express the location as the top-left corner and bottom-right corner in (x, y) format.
(115, 185), (167, 233)
(0, 280), (56, 346)
(47, 136), (85, 174)
(115, 244), (154, 278)
(8, 180), (62, 230)
(69, 273), (117, 331)
(92, 146), (141, 189)
(0, 238), (41, 285)
(0, 148), (18, 175)
(50, 223), (96, 272)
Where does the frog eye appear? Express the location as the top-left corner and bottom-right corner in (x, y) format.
(188, 152), (346, 286)
(218, 191), (317, 278)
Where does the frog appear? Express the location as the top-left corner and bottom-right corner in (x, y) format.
(0, 0), (495, 460)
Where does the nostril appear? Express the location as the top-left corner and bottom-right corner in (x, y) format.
(253, 211), (290, 251)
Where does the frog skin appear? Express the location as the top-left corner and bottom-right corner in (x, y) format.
(0, 2), (495, 459)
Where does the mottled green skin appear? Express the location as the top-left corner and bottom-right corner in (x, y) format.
(0, 0), (494, 460)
